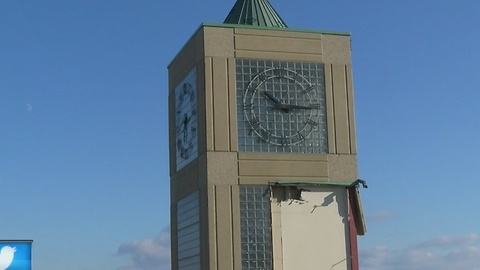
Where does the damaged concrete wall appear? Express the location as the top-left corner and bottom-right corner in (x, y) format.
(273, 186), (350, 270)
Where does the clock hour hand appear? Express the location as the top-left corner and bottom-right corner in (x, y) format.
(264, 91), (313, 112)
(263, 91), (282, 104)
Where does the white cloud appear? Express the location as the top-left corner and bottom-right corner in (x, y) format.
(361, 233), (480, 270)
(366, 210), (395, 222)
(115, 228), (480, 270)
(415, 233), (480, 249)
(116, 227), (171, 270)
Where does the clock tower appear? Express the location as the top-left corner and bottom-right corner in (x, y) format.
(168, 1), (367, 269)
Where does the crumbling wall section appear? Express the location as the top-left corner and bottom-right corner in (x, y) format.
(273, 186), (350, 270)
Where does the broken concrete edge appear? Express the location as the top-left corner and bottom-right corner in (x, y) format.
(269, 179), (367, 236)
(268, 179), (368, 189)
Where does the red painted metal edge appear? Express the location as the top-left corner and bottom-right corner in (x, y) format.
(348, 188), (360, 270)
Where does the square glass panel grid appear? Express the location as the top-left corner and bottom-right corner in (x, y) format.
(240, 186), (273, 270)
(236, 59), (328, 153)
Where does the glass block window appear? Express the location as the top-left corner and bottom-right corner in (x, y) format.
(236, 59), (327, 153)
(240, 186), (273, 270)
(177, 191), (200, 270)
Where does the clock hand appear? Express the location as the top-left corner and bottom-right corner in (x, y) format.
(263, 91), (294, 113)
(264, 91), (313, 112)
(263, 91), (282, 104)
(273, 103), (314, 110)
(183, 114), (189, 142)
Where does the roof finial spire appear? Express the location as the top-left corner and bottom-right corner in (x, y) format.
(224, 0), (288, 28)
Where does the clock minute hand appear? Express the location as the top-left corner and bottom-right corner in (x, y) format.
(183, 114), (190, 142)
(274, 103), (314, 110)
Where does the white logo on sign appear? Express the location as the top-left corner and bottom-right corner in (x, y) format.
(0, 246), (16, 270)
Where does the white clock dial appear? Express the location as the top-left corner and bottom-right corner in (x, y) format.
(175, 68), (198, 171)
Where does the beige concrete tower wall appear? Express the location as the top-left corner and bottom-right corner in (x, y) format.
(168, 27), (207, 270)
(325, 64), (357, 155)
(205, 184), (242, 270)
(204, 57), (238, 152)
(202, 26), (236, 153)
(201, 26), (242, 270)
(238, 153), (329, 184)
(234, 28), (323, 62)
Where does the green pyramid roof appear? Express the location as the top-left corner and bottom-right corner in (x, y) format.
(224, 0), (288, 28)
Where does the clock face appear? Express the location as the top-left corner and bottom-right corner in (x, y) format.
(175, 68), (198, 170)
(236, 59), (327, 153)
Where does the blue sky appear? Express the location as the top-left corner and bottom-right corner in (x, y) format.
(1, 1), (479, 269)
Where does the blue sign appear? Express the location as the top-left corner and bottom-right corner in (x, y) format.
(0, 241), (32, 270)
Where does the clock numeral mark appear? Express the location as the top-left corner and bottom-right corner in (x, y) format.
(279, 136), (288, 146)
(273, 68), (287, 77)
(181, 148), (189, 159)
(309, 103), (322, 109)
(243, 102), (253, 109)
(183, 83), (191, 92)
(297, 132), (306, 141)
(257, 73), (267, 82)
(247, 117), (261, 129)
(259, 130), (272, 143)
(303, 84), (315, 93)
(306, 119), (319, 128)
(246, 83), (258, 92)
(294, 73), (306, 83)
